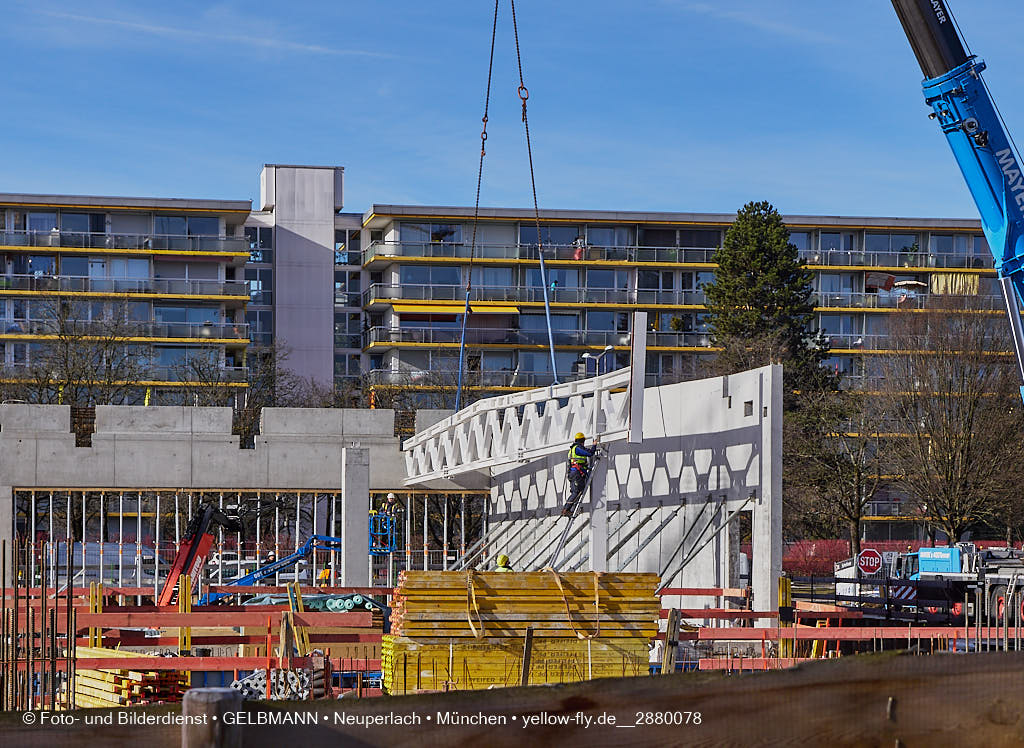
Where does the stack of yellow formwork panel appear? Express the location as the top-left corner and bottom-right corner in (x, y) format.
(382, 571), (659, 694)
(70, 647), (188, 708)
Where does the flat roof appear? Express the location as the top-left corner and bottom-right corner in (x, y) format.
(0, 193), (252, 214)
(363, 204), (983, 231)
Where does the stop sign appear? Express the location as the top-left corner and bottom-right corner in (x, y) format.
(858, 548), (883, 575)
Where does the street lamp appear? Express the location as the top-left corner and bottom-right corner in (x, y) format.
(581, 345), (614, 376)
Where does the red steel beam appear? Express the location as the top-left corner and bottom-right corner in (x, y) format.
(76, 633), (383, 647)
(658, 587), (748, 597)
(74, 611), (372, 628)
(697, 626), (1017, 641)
(15, 657), (383, 672)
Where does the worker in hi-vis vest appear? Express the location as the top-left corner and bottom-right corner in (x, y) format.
(563, 432), (597, 516)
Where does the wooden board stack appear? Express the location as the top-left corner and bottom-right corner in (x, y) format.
(382, 571), (659, 694)
(69, 647), (188, 708)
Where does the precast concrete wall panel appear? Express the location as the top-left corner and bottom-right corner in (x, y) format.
(488, 365), (782, 614)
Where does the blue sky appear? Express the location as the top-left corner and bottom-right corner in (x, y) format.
(0, 0), (1021, 219)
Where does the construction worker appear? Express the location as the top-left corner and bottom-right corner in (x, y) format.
(318, 566), (332, 587)
(563, 432), (597, 516)
(495, 554), (514, 572)
(382, 492), (400, 516)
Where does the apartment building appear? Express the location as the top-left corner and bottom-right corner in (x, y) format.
(0, 192), (251, 400)
(359, 205), (995, 394)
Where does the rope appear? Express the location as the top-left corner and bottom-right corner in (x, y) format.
(465, 570), (485, 638)
(455, 0), (500, 412)
(543, 568), (602, 640)
(510, 0), (559, 383)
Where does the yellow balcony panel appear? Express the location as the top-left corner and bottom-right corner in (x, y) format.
(392, 303), (466, 314)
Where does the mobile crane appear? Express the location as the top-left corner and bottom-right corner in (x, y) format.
(891, 0), (1024, 399)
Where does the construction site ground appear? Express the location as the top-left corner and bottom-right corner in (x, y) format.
(2, 652), (1023, 746)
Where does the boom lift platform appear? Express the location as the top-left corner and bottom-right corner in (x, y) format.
(198, 534), (345, 605)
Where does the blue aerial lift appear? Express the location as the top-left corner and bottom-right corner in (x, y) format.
(197, 534), (344, 605)
(892, 0), (1024, 399)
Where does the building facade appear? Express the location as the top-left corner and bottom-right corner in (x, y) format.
(0, 192), (251, 401)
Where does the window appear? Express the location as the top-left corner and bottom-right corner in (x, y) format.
(470, 266), (514, 287)
(244, 268), (273, 304)
(678, 229), (721, 248)
(154, 306), (221, 324)
(400, 223), (462, 244)
(246, 227), (274, 262)
(789, 232), (810, 252)
(526, 267), (577, 288)
(865, 233), (918, 253)
(637, 270), (674, 290)
(696, 271), (715, 289)
(399, 265), (460, 286)
(187, 217), (219, 236)
(638, 228), (676, 247)
(155, 216), (187, 235)
(586, 269), (628, 289)
(60, 256), (89, 276)
(61, 213), (105, 235)
(27, 212), (57, 233)
(586, 226), (634, 247)
(817, 273), (856, 293)
(818, 314), (859, 336)
(521, 314), (577, 331)
(335, 229), (360, 265)
(518, 224), (580, 247)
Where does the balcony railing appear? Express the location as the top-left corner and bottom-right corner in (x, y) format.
(1, 361), (248, 383)
(0, 320), (249, 340)
(364, 367), (686, 389)
(366, 284), (1005, 313)
(364, 326), (712, 349)
(0, 274), (247, 297)
(363, 241), (718, 265)
(799, 249), (994, 270)
(363, 283), (707, 307)
(0, 230), (248, 254)
(364, 240), (997, 270)
(812, 292), (1004, 310)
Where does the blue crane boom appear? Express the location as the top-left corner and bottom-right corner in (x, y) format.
(892, 0), (1024, 397)
(197, 534), (344, 605)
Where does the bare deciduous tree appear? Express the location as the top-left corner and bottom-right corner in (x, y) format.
(787, 389), (887, 554)
(875, 299), (1024, 542)
(1, 297), (149, 404)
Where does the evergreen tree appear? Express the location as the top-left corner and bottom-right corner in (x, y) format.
(700, 200), (833, 393)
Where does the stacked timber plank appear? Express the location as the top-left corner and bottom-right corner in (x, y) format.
(383, 571), (659, 694)
(70, 647), (187, 708)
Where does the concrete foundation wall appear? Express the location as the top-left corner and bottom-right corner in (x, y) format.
(488, 365), (782, 613)
(0, 405), (416, 585)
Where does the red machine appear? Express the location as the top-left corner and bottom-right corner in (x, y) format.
(157, 503), (241, 607)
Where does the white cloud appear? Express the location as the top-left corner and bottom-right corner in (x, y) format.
(37, 9), (392, 58)
(675, 2), (839, 46)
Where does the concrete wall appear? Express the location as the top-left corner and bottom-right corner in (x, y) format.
(262, 165), (341, 387)
(0, 405), (420, 585)
(487, 365), (782, 614)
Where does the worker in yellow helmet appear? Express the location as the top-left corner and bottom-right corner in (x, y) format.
(562, 432), (597, 517)
(495, 554), (514, 572)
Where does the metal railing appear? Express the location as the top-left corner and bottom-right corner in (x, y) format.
(799, 249), (994, 270)
(364, 325), (712, 349)
(813, 292), (1003, 310)
(363, 240), (719, 265)
(0, 273), (247, 297)
(0, 319), (249, 340)
(364, 240), (997, 270)
(0, 230), (248, 254)
(363, 283), (707, 307)
(1, 361), (249, 383)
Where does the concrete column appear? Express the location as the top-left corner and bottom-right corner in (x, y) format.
(0, 485), (12, 584)
(341, 447), (370, 586)
(753, 365), (783, 620)
(588, 456), (610, 572)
